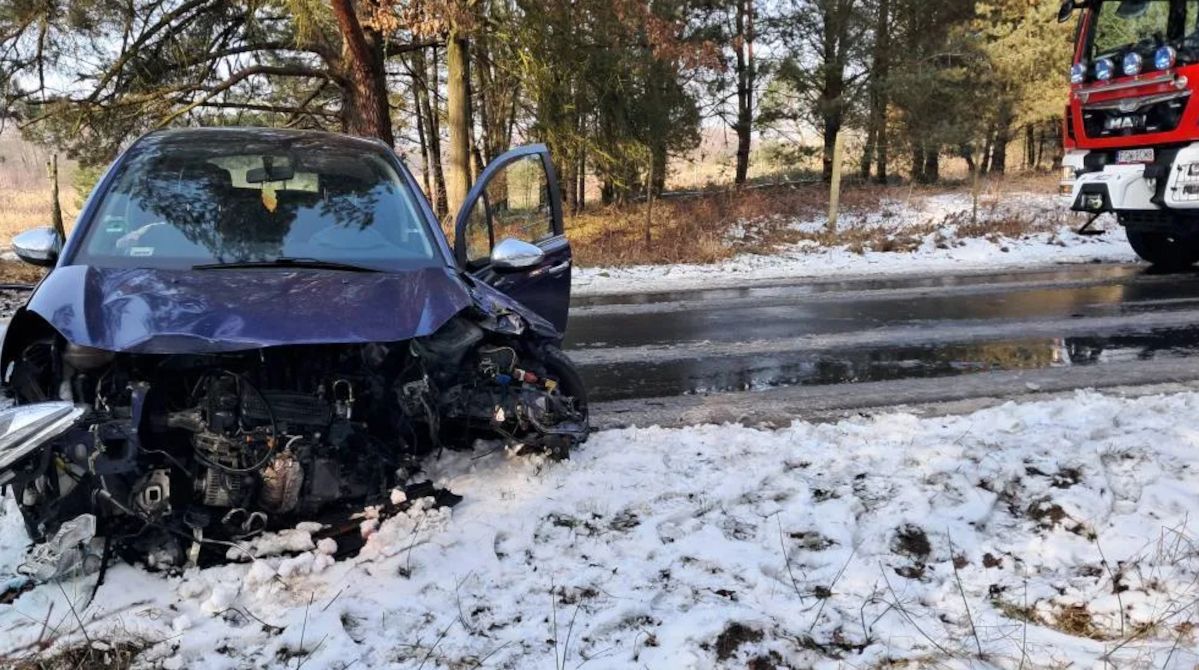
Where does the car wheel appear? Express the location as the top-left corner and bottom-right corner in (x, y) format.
(540, 345), (590, 458)
(1125, 229), (1199, 270)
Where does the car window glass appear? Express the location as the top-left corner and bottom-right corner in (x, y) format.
(487, 155), (555, 246)
(75, 139), (438, 271)
(1092, 1), (1178, 58)
(464, 196), (491, 265)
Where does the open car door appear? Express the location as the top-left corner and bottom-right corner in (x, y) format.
(454, 144), (572, 333)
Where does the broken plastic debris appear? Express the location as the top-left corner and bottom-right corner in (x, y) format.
(20, 514), (98, 582)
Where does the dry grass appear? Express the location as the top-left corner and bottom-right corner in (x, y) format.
(567, 174), (1063, 268)
(0, 260), (49, 284)
(4, 640), (145, 670)
(0, 132), (80, 244)
(0, 185), (77, 284)
(0, 188), (79, 242)
(567, 183), (890, 267)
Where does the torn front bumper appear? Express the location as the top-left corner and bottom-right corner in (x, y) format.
(0, 402), (85, 487)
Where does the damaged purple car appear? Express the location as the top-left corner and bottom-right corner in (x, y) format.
(0, 128), (588, 572)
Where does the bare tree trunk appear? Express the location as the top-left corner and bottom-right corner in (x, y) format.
(822, 118), (842, 183)
(961, 144), (976, 174)
(872, 0), (892, 184)
(651, 142), (667, 195)
(861, 121), (876, 180)
(577, 145), (587, 211)
(644, 157), (654, 247)
(733, 0), (755, 186)
(414, 83), (431, 196)
(412, 48), (447, 218)
(467, 41), (486, 165)
(1024, 125), (1035, 170)
(980, 131), (993, 175)
(910, 143), (924, 183)
(446, 32), (472, 216)
(1036, 125), (1046, 169)
(465, 50), (483, 183)
(922, 147), (939, 184)
(819, 0), (851, 184)
(563, 110), (582, 214)
(48, 154), (65, 241)
(562, 159), (578, 215)
(874, 120), (889, 185)
(330, 0), (393, 145)
(990, 103), (1012, 175)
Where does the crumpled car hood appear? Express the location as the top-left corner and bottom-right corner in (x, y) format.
(27, 265), (474, 354)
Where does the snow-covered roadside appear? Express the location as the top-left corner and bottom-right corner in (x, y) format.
(5, 391), (1199, 667)
(575, 191), (1137, 296)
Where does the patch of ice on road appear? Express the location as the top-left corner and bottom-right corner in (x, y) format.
(577, 190), (1136, 296)
(5, 391), (1199, 667)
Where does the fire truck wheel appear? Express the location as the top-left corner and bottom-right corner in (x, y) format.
(1125, 230), (1199, 270)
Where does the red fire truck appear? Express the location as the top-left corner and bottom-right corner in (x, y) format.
(1060, 0), (1199, 267)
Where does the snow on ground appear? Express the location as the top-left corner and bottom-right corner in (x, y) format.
(4, 392), (1199, 667)
(576, 190), (1137, 296)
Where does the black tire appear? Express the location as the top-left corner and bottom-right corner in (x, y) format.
(540, 345), (590, 456)
(1125, 229), (1199, 270)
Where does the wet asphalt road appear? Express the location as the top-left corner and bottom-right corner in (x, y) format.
(565, 263), (1199, 405)
(6, 264), (1199, 415)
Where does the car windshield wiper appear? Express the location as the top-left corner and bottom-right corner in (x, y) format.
(192, 257), (381, 273)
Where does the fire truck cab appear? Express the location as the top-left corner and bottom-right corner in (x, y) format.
(1061, 0), (1199, 267)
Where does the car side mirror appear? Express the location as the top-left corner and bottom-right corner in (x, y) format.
(12, 228), (62, 268)
(490, 238), (544, 271)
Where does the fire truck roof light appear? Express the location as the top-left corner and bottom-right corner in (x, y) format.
(1071, 63), (1087, 84)
(1123, 52), (1143, 77)
(1156, 46), (1178, 71)
(1096, 58), (1115, 81)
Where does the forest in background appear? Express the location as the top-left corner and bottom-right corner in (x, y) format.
(0, 0), (1074, 220)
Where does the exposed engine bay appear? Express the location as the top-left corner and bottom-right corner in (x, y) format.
(0, 313), (588, 575)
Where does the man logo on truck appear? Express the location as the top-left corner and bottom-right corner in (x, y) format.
(1104, 115), (1144, 130)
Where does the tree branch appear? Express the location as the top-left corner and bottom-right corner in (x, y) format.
(197, 100), (339, 117)
(87, 0), (224, 103)
(157, 64), (332, 127)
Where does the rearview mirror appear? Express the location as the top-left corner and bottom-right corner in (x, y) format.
(12, 227), (62, 267)
(246, 164), (296, 183)
(491, 238), (545, 271)
(1116, 0), (1149, 19)
(1058, 0), (1076, 22)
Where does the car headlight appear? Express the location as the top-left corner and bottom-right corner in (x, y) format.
(1070, 63), (1087, 84)
(1061, 166), (1077, 181)
(1156, 45), (1177, 70)
(1096, 58), (1115, 81)
(1123, 52), (1143, 77)
(0, 402), (84, 484)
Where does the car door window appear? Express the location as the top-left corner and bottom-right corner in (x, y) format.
(464, 195), (492, 265)
(489, 154), (554, 244)
(463, 154), (555, 267)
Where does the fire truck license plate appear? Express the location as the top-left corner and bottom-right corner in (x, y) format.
(1116, 148), (1155, 164)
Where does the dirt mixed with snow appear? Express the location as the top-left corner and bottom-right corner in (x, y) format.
(576, 191), (1136, 296)
(4, 391), (1199, 667)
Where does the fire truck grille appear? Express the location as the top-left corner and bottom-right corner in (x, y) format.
(1082, 93), (1189, 139)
